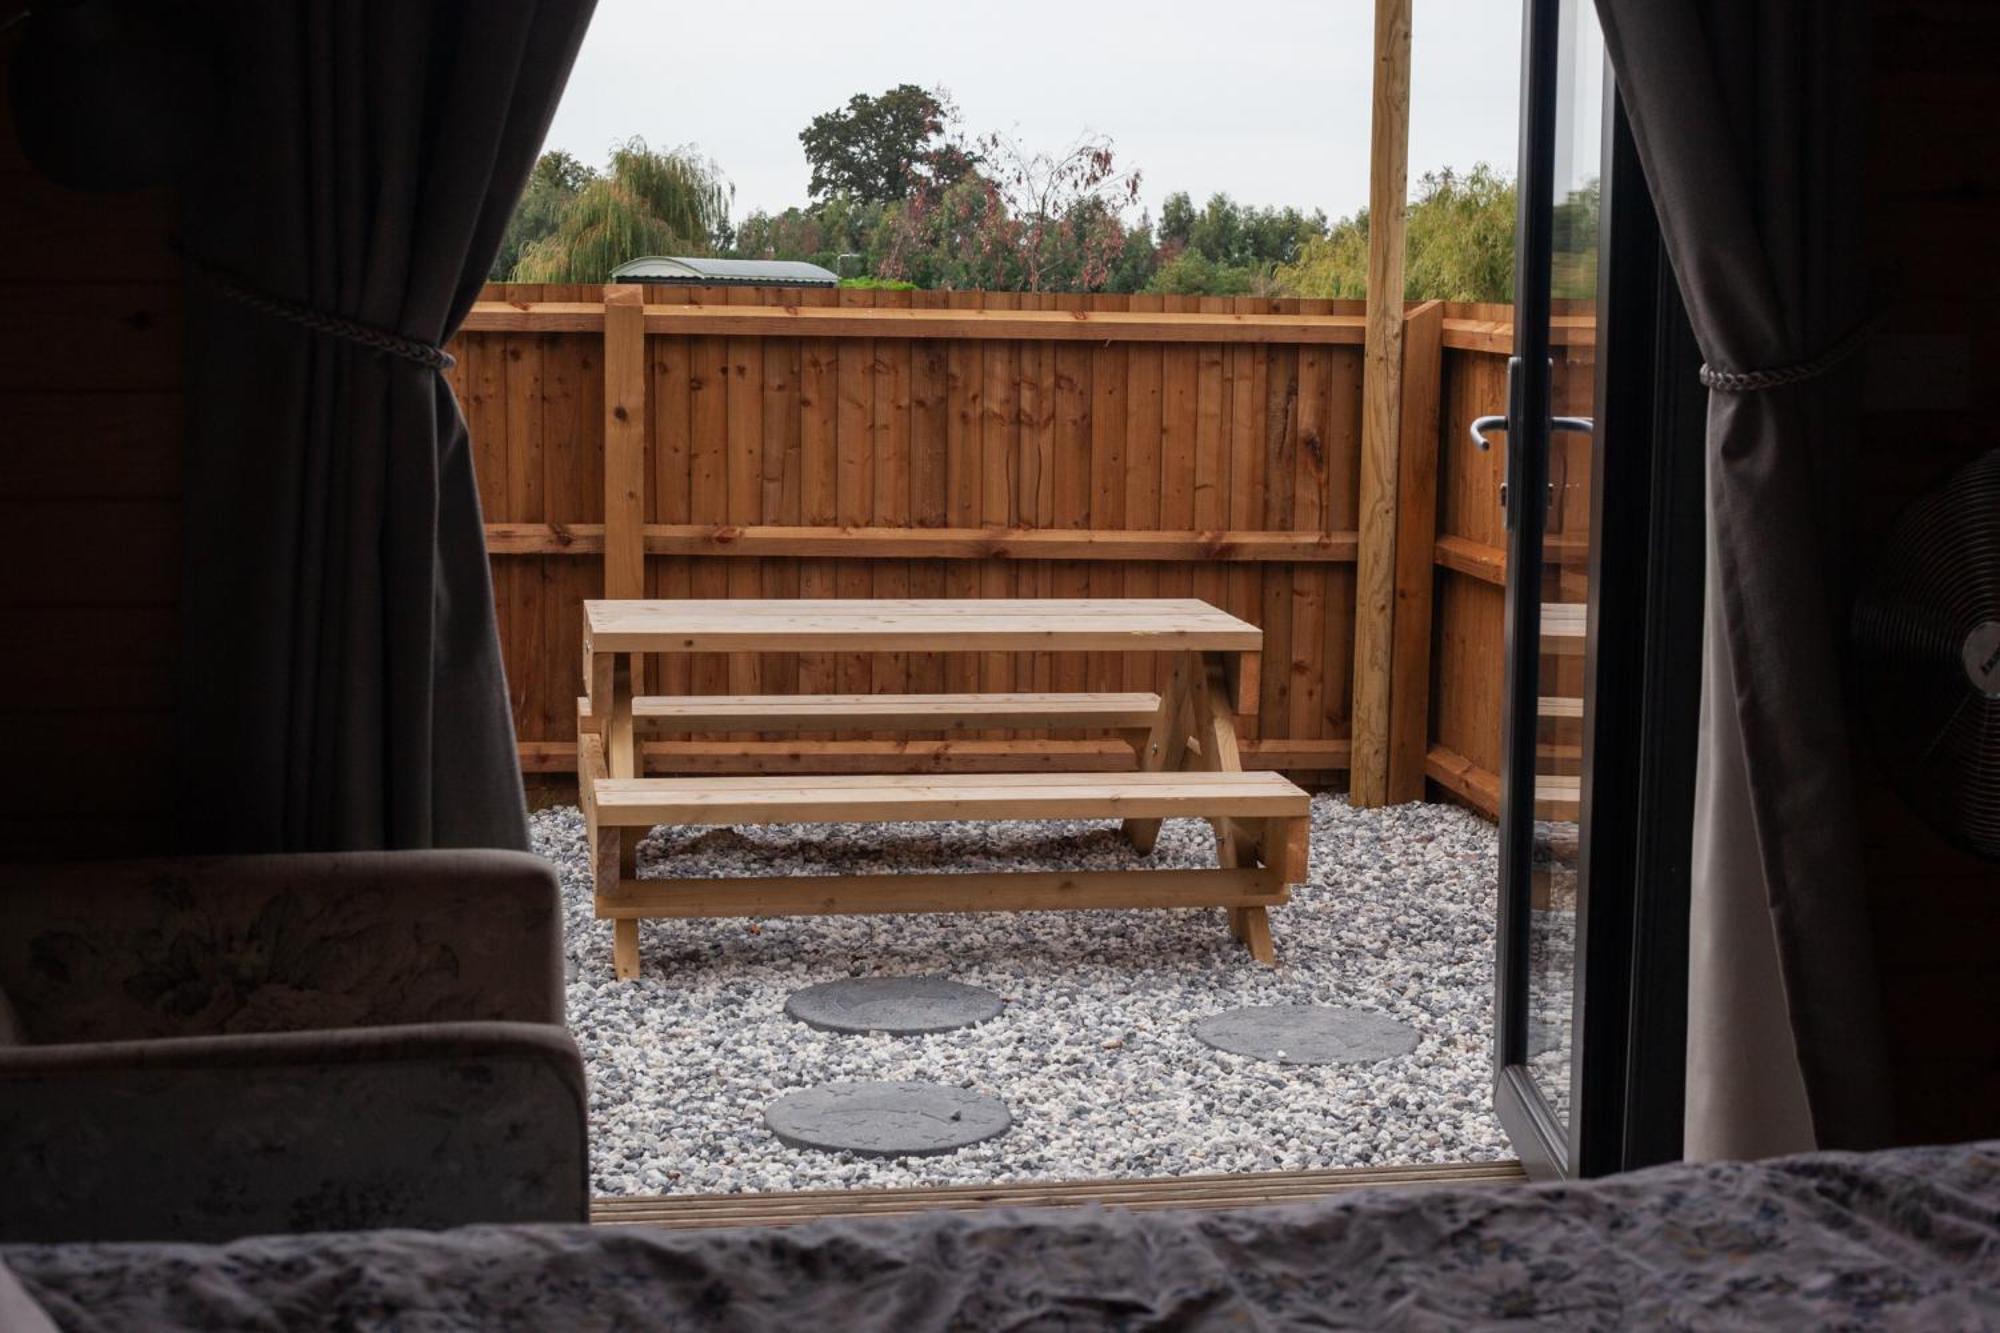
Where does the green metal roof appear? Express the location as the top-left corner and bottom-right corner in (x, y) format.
(610, 256), (839, 287)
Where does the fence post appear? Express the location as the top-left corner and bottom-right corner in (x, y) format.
(1386, 301), (1444, 802)
(1348, 0), (1414, 807)
(602, 283), (646, 603)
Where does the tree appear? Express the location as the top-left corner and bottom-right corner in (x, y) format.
(1105, 215), (1160, 293)
(799, 84), (971, 205)
(730, 196), (886, 274)
(872, 175), (1014, 290)
(1145, 191), (1328, 294)
(1159, 191), (1196, 249)
(491, 149), (596, 280)
(1274, 209), (1370, 297)
(874, 129), (1141, 292)
(1276, 164), (1517, 302)
(1550, 176), (1600, 300)
(1403, 165), (1516, 300)
(512, 138), (732, 283)
(1148, 251), (1256, 296)
(978, 129), (1140, 292)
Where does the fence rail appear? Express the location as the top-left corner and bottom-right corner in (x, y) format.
(451, 284), (1593, 817)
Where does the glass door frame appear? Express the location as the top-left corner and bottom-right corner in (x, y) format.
(1493, 0), (1706, 1180)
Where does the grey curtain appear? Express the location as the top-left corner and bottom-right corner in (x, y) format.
(174, 1), (595, 852)
(1594, 0), (1892, 1152)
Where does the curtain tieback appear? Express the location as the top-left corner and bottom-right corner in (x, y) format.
(179, 248), (457, 372)
(1698, 322), (1873, 393)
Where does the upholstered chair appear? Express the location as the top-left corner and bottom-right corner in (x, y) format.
(0, 850), (587, 1243)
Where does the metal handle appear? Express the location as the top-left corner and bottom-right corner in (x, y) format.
(1469, 405), (1595, 510)
(1470, 415), (1594, 451)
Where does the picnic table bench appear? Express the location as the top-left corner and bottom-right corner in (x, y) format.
(576, 599), (1311, 979)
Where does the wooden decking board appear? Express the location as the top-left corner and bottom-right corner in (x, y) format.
(590, 1160), (1527, 1229)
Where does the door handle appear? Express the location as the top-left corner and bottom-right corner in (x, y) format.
(1469, 408), (1594, 510)
(1468, 415), (1595, 450)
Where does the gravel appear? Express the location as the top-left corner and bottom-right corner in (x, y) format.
(530, 795), (1512, 1197)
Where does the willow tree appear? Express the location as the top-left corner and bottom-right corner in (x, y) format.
(512, 138), (732, 282)
(1276, 165), (1517, 302)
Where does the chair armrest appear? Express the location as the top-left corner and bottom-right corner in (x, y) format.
(0, 1022), (588, 1243)
(0, 850), (565, 1042)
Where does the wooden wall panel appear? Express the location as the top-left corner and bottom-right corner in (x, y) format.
(0, 31), (182, 859)
(1858, 0), (2000, 1145)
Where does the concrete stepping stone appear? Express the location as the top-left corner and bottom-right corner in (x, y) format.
(765, 1080), (1012, 1157)
(784, 976), (1003, 1035)
(1194, 1004), (1419, 1065)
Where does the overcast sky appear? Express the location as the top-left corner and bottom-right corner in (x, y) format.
(542, 0), (1524, 226)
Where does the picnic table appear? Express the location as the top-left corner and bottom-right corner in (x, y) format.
(576, 599), (1310, 978)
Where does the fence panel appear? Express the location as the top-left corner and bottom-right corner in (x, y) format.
(453, 284), (1546, 799)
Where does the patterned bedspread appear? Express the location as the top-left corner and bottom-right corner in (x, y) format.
(6, 1141), (1997, 1331)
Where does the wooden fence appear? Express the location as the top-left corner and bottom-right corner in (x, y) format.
(448, 285), (1592, 817)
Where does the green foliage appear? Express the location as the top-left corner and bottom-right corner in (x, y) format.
(868, 133), (1140, 293)
(1404, 165), (1516, 301)
(871, 175), (1014, 290)
(799, 84), (971, 205)
(1159, 191), (1196, 248)
(1162, 191), (1327, 269)
(1104, 218), (1160, 293)
(837, 275), (917, 290)
(1274, 211), (1371, 298)
(730, 196), (885, 275)
(1277, 164), (1516, 302)
(493, 90), (1527, 302)
(1145, 191), (1329, 294)
(511, 139), (732, 283)
(491, 150), (596, 280)
(1550, 177), (1600, 300)
(1145, 251), (1257, 296)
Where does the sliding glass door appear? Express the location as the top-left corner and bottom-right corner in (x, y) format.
(1490, 0), (1703, 1178)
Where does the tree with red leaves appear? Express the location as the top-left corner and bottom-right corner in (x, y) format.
(877, 129), (1141, 292)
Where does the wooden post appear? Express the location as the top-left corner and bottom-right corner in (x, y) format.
(603, 283), (647, 979)
(1349, 0), (1414, 808)
(1386, 301), (1444, 801)
(603, 284), (647, 603)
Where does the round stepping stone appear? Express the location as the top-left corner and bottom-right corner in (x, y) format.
(784, 976), (1003, 1035)
(1193, 1004), (1420, 1066)
(765, 1080), (1012, 1158)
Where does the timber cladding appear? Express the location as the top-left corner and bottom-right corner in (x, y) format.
(0, 26), (182, 860)
(452, 283), (1532, 800)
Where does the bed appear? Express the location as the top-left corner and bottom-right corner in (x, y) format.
(5, 1141), (1996, 1330)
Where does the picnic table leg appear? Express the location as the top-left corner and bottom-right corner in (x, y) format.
(1187, 651), (1276, 964)
(605, 654), (642, 980)
(1122, 651), (1199, 855)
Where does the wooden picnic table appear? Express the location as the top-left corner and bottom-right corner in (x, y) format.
(577, 599), (1309, 978)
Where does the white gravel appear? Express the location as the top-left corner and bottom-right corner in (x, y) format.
(530, 795), (1512, 1197)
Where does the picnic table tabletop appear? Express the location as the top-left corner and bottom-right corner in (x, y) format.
(581, 598), (1264, 655)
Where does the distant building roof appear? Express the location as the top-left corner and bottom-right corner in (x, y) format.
(609, 256), (840, 287)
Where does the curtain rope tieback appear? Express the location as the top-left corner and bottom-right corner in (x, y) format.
(178, 248), (457, 373)
(1698, 322), (1874, 393)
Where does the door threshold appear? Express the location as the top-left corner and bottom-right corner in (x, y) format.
(591, 1159), (1526, 1230)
